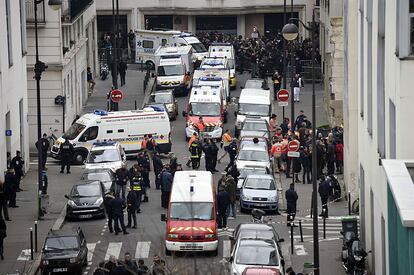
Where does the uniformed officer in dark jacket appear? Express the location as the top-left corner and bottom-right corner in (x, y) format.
(103, 192), (115, 233)
(202, 139), (213, 172)
(318, 176), (330, 218)
(10, 151), (24, 191)
(169, 153), (178, 175)
(35, 133), (50, 170)
(209, 141), (219, 172)
(189, 139), (202, 169)
(130, 169), (144, 208)
(111, 193), (129, 235)
(152, 153), (163, 189)
(137, 152), (151, 188)
(0, 181), (10, 221)
(59, 139), (73, 174)
(126, 187), (139, 229)
(285, 184), (298, 226)
(4, 169), (18, 208)
(115, 164), (130, 201)
(159, 166), (173, 209)
(227, 139), (238, 169)
(217, 185), (230, 229)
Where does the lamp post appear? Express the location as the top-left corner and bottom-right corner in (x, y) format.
(34, 0), (62, 219)
(282, 9), (319, 275)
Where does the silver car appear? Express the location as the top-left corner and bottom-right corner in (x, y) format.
(239, 174), (278, 213)
(240, 118), (270, 141)
(148, 90), (178, 120)
(236, 142), (272, 172)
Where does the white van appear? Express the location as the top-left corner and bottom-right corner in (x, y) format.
(50, 108), (172, 164)
(235, 88), (272, 137)
(193, 69), (230, 106)
(172, 33), (208, 63)
(208, 43), (237, 89)
(161, 171), (218, 255)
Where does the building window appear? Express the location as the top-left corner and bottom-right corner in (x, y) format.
(5, 0), (13, 67)
(397, 0), (414, 57)
(377, 0), (386, 158)
(143, 40), (153, 49)
(367, 0), (373, 135)
(410, 0), (414, 54)
(370, 189), (376, 274)
(389, 100), (396, 159)
(19, 0), (27, 56)
(359, 0), (364, 118)
(360, 164), (366, 246)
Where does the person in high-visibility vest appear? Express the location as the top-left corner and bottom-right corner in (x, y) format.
(186, 132), (198, 167)
(281, 137), (290, 177)
(271, 137), (283, 173)
(189, 138), (202, 169)
(195, 116), (205, 133)
(218, 129), (232, 163)
(141, 134), (148, 150)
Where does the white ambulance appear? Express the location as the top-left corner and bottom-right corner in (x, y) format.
(193, 69), (230, 110)
(50, 108), (172, 164)
(208, 43), (237, 89)
(183, 85), (225, 140)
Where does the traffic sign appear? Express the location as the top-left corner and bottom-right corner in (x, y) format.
(288, 140), (300, 157)
(287, 151), (300, 157)
(5, 130), (12, 137)
(110, 89), (123, 103)
(277, 89), (289, 102)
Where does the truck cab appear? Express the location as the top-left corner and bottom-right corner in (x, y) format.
(161, 171), (218, 256)
(183, 85), (225, 140)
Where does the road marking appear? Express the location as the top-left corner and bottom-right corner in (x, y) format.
(87, 242), (96, 262)
(222, 240), (231, 258)
(105, 242), (122, 261)
(17, 249), (32, 261)
(135, 241), (151, 259)
(294, 245), (308, 256)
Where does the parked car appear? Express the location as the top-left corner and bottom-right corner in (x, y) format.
(243, 79), (268, 90)
(237, 166), (270, 198)
(40, 227), (88, 275)
(65, 180), (105, 220)
(232, 223), (284, 246)
(236, 142), (272, 172)
(239, 174), (278, 213)
(80, 168), (116, 194)
(240, 118), (270, 141)
(242, 267), (281, 275)
(84, 141), (126, 172)
(147, 90), (178, 120)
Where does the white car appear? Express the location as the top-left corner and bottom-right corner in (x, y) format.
(239, 174), (279, 213)
(85, 141), (126, 172)
(236, 143), (272, 172)
(230, 237), (284, 275)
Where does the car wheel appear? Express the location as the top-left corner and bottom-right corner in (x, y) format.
(41, 269), (50, 275)
(73, 151), (86, 165)
(145, 61), (155, 70)
(165, 247), (172, 256)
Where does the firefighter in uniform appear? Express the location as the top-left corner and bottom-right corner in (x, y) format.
(59, 139), (74, 174)
(189, 138), (202, 169)
(129, 174), (143, 213)
(186, 132), (198, 167)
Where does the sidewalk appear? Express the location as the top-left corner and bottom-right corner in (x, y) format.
(0, 66), (152, 275)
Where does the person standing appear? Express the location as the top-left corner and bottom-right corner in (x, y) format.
(128, 29), (135, 60)
(118, 60), (128, 86)
(318, 176), (330, 218)
(227, 138), (238, 170)
(137, 151), (151, 188)
(130, 171), (143, 212)
(186, 132), (198, 167)
(10, 151), (24, 191)
(169, 153), (178, 176)
(271, 138), (283, 173)
(35, 133), (50, 170)
(336, 140), (344, 174)
(269, 114), (278, 133)
(209, 140), (219, 172)
(202, 139), (213, 172)
(326, 140), (336, 175)
(87, 67), (96, 92)
(126, 187), (139, 229)
(151, 255), (166, 275)
(280, 118), (290, 137)
(217, 185), (230, 229)
(59, 139), (73, 174)
(103, 192), (115, 233)
(218, 129), (232, 163)
(225, 175), (237, 219)
(189, 138), (202, 169)
(152, 152), (164, 190)
(145, 134), (157, 158)
(294, 110), (306, 131)
(272, 71), (282, 100)
(0, 181), (10, 221)
(285, 184), (298, 226)
(4, 169), (18, 208)
(111, 193), (129, 235)
(0, 218), (6, 260)
(115, 163), (130, 201)
(124, 252), (138, 274)
(160, 167), (173, 209)
(316, 139), (326, 178)
(300, 146), (312, 184)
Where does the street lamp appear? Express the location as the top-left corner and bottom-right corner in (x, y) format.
(282, 9), (319, 275)
(34, 0), (62, 219)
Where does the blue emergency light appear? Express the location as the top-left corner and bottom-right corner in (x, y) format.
(190, 179), (195, 193)
(93, 109), (108, 116)
(93, 141), (116, 146)
(146, 105), (165, 112)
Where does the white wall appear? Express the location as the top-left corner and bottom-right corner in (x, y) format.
(0, 0), (29, 179)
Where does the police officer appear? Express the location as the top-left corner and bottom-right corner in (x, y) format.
(202, 139), (213, 172)
(59, 139), (73, 174)
(5, 169), (18, 208)
(226, 139), (238, 170)
(189, 138), (202, 169)
(318, 176), (330, 218)
(126, 187), (139, 229)
(159, 166), (173, 209)
(35, 133), (50, 170)
(152, 152), (164, 189)
(137, 152), (151, 188)
(104, 192), (115, 233)
(285, 183), (298, 226)
(111, 193), (129, 235)
(130, 172), (143, 212)
(10, 151), (24, 191)
(209, 140), (219, 173)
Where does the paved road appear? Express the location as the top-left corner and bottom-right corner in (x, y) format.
(57, 69), (346, 275)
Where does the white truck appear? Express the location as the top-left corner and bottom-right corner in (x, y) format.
(135, 29), (207, 69)
(155, 46), (194, 95)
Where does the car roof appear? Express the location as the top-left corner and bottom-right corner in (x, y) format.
(240, 144), (268, 151)
(82, 168), (113, 174)
(238, 238), (276, 246)
(170, 171), (214, 202)
(243, 267), (280, 275)
(47, 228), (82, 238)
(90, 143), (119, 151)
(74, 180), (102, 186)
(243, 118), (267, 123)
(245, 174), (274, 180)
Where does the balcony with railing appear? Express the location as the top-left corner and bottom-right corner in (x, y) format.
(26, 0), (46, 24)
(61, 0), (93, 23)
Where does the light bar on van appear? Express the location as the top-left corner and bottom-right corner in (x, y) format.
(200, 77), (222, 81)
(193, 85), (220, 89)
(93, 109), (108, 116)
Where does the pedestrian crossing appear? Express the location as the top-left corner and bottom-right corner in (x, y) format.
(292, 219), (344, 242)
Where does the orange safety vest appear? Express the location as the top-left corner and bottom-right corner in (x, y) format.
(222, 133), (232, 146)
(196, 121), (205, 132)
(141, 139), (147, 149)
(188, 135), (197, 148)
(271, 142), (283, 158)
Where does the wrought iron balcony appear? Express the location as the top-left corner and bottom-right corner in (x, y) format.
(61, 0), (93, 23)
(26, 0), (46, 24)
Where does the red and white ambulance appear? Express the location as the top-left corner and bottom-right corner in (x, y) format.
(161, 171), (218, 256)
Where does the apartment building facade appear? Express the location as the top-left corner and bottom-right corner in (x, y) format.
(26, 0), (98, 152)
(0, 0), (30, 179)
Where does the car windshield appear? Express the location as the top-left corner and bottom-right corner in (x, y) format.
(149, 93), (172, 104)
(238, 150), (268, 162)
(169, 202), (214, 221)
(243, 121), (268, 132)
(63, 123), (86, 140)
(157, 65), (184, 76)
(71, 184), (101, 197)
(191, 43), (207, 53)
(244, 178), (275, 190)
(245, 81), (264, 89)
(44, 236), (79, 251)
(87, 149), (120, 163)
(82, 172), (112, 182)
(189, 102), (220, 117)
(238, 103), (270, 116)
(236, 240), (279, 266)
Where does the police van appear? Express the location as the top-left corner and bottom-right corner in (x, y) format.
(50, 108), (172, 164)
(161, 171), (218, 256)
(208, 43), (237, 89)
(193, 69), (230, 109)
(183, 85), (225, 140)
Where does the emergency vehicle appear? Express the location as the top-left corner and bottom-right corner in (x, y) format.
(183, 85), (225, 140)
(50, 108), (171, 164)
(155, 46), (193, 95)
(208, 43), (237, 89)
(161, 171), (218, 256)
(193, 69), (230, 105)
